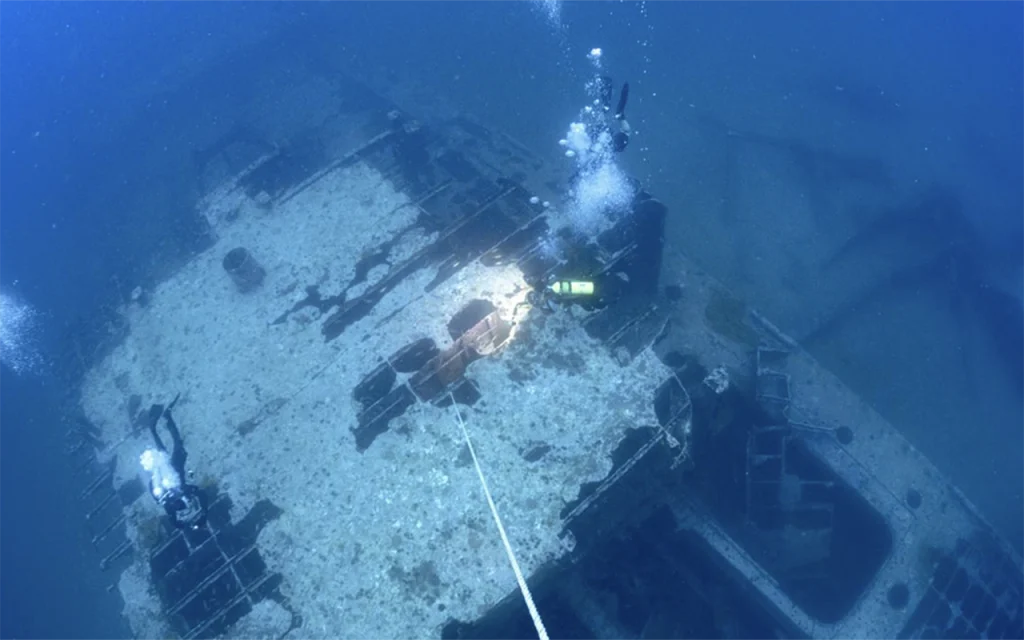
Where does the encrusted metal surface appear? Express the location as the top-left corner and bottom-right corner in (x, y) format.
(72, 67), (1021, 640)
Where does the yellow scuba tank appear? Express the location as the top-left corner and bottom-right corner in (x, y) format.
(517, 279), (597, 319)
(547, 280), (595, 297)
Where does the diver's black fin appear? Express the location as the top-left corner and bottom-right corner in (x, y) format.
(616, 82), (630, 120)
(148, 404), (165, 426)
(599, 75), (614, 110)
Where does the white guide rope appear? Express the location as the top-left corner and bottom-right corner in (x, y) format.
(450, 396), (549, 640)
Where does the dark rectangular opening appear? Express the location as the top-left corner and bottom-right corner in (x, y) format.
(683, 373), (893, 624)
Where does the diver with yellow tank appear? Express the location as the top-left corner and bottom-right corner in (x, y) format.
(529, 278), (596, 309)
(513, 273), (609, 322)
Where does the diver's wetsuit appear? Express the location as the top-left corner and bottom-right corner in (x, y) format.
(148, 398), (206, 530)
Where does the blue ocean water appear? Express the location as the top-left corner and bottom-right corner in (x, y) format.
(1, 2), (1020, 637)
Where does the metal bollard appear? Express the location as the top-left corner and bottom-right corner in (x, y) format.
(222, 247), (266, 293)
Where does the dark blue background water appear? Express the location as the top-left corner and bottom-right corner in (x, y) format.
(1, 2), (1020, 637)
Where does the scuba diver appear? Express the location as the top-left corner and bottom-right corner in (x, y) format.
(387, 109), (433, 186)
(526, 277), (598, 313)
(597, 75), (631, 153)
(564, 75), (631, 167)
(515, 265), (632, 321)
(139, 394), (207, 531)
(511, 274), (598, 323)
(562, 73), (638, 214)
